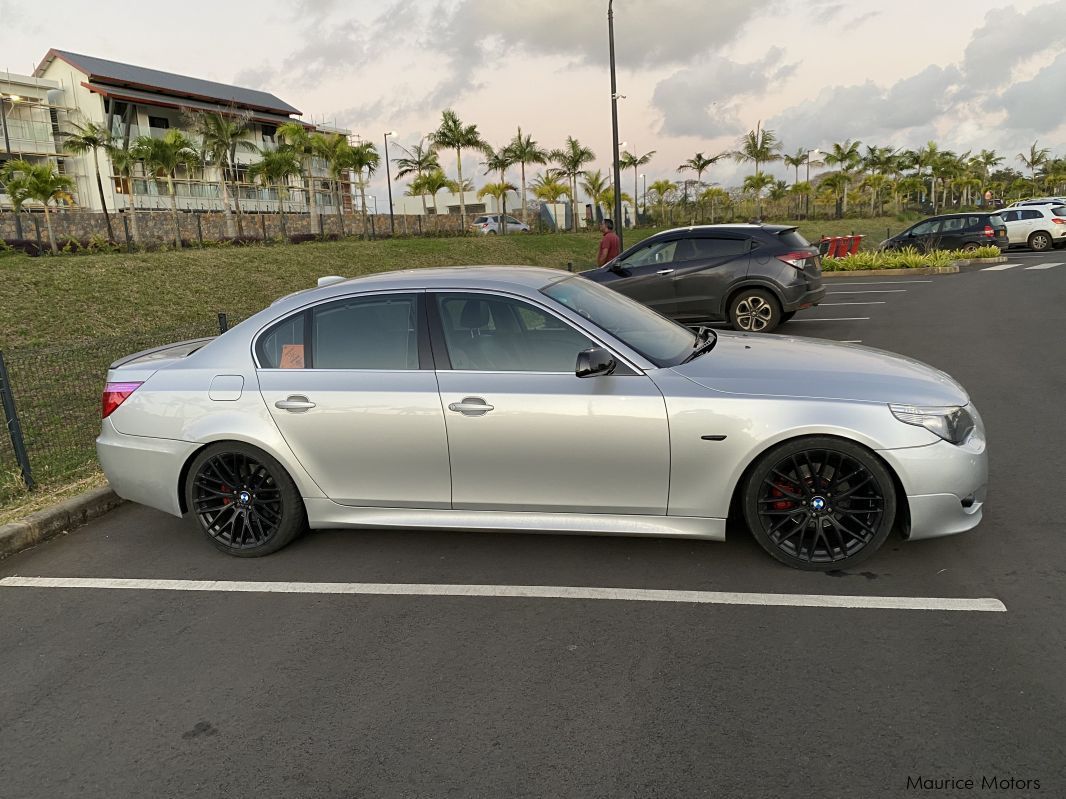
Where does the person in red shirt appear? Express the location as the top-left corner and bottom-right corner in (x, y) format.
(596, 218), (621, 266)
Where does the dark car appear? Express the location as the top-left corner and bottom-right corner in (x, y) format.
(581, 224), (825, 333)
(881, 212), (1009, 252)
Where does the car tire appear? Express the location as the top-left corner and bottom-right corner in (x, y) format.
(741, 436), (897, 571)
(1028, 231), (1052, 252)
(961, 242), (979, 252)
(185, 442), (306, 557)
(728, 288), (782, 333)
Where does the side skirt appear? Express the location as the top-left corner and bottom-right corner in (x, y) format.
(303, 499), (727, 541)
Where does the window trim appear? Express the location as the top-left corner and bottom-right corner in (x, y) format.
(252, 289), (431, 371)
(427, 289), (641, 375)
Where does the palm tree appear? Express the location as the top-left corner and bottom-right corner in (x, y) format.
(248, 145), (302, 238)
(477, 181), (518, 229)
(429, 109), (489, 231)
(277, 121), (320, 226)
(550, 137), (596, 231)
(415, 168), (453, 230)
(393, 136), (440, 219)
(1018, 141), (1051, 194)
(819, 172), (851, 217)
(311, 133), (352, 235)
(579, 169), (611, 220)
(0, 160), (75, 253)
(913, 141), (942, 212)
(861, 173), (890, 216)
(823, 139), (863, 216)
(346, 140), (380, 239)
(648, 179), (676, 225)
(106, 145), (143, 245)
(783, 148), (807, 185)
(732, 123), (783, 180)
(620, 149), (655, 222)
(132, 130), (199, 248)
(767, 179), (789, 217)
(700, 186), (729, 224)
(505, 126), (548, 225)
(187, 110), (255, 237)
(743, 172), (774, 218)
(482, 145), (515, 233)
(530, 172), (571, 232)
(676, 152), (724, 207)
(60, 117), (115, 241)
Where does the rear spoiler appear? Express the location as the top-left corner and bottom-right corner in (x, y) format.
(109, 337), (214, 369)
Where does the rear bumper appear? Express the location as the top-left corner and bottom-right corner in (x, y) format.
(878, 432), (988, 541)
(781, 284), (826, 312)
(96, 418), (197, 518)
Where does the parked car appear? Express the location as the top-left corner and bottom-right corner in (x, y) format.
(881, 213), (1008, 253)
(581, 224), (825, 334)
(470, 214), (529, 234)
(999, 205), (1066, 251)
(1005, 197), (1066, 209)
(97, 267), (987, 571)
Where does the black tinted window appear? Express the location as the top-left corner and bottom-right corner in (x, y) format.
(257, 314), (306, 368)
(989, 214), (1005, 227)
(312, 295), (419, 370)
(1020, 210), (1042, 220)
(1000, 210), (1018, 222)
(940, 217), (967, 233)
(684, 237), (749, 259)
(776, 230), (812, 249)
(1052, 207), (1066, 217)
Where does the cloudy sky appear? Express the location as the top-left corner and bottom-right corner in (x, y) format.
(3, 0), (1065, 202)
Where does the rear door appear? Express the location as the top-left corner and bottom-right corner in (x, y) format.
(602, 236), (684, 315)
(937, 216), (968, 249)
(669, 234), (752, 320)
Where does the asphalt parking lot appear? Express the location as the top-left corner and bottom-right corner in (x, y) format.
(2, 252), (1064, 798)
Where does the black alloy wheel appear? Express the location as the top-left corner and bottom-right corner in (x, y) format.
(743, 437), (896, 570)
(186, 442), (305, 557)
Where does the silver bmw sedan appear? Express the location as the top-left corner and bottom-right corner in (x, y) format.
(97, 266), (987, 570)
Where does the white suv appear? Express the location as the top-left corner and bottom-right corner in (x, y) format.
(999, 205), (1066, 251)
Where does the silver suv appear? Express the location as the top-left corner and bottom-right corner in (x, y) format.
(1000, 205), (1066, 251)
(470, 214), (530, 234)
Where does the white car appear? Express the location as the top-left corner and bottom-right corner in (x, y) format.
(999, 204), (1066, 251)
(1005, 197), (1066, 209)
(470, 214), (530, 234)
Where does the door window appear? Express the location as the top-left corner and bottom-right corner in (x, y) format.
(257, 314), (306, 369)
(617, 239), (679, 267)
(940, 217), (966, 233)
(685, 237), (750, 260)
(313, 295), (419, 370)
(436, 293), (594, 372)
(1000, 210), (1019, 222)
(909, 220), (938, 235)
(1019, 210), (1043, 220)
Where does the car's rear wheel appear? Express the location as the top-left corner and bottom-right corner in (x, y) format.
(186, 442), (305, 557)
(742, 437), (897, 570)
(728, 288), (782, 333)
(961, 242), (980, 252)
(1029, 231), (1052, 252)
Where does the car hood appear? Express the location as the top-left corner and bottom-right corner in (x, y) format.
(670, 331), (969, 406)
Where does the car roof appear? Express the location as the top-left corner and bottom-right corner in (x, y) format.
(650, 223), (797, 236)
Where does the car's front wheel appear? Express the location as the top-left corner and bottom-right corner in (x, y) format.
(728, 288), (782, 333)
(742, 437), (897, 570)
(186, 442), (305, 557)
(1029, 231), (1052, 252)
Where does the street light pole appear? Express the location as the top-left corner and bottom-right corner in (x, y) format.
(608, 0), (623, 250)
(383, 131), (396, 237)
(0, 93), (25, 238)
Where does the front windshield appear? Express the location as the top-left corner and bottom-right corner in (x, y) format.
(542, 275), (695, 366)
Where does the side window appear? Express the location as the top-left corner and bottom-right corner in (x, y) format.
(965, 216), (982, 229)
(1000, 210), (1018, 222)
(312, 294), (419, 370)
(910, 220), (936, 235)
(618, 240), (679, 267)
(257, 313), (306, 369)
(940, 217), (966, 233)
(1020, 210), (1042, 220)
(436, 293), (594, 372)
(686, 237), (750, 260)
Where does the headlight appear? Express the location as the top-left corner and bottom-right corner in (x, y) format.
(889, 404), (976, 444)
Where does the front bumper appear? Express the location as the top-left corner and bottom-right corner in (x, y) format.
(878, 431), (988, 540)
(96, 418), (198, 517)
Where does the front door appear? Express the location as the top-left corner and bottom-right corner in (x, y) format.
(431, 291), (671, 514)
(603, 236), (684, 316)
(257, 292), (452, 508)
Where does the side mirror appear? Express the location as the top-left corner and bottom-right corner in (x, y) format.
(576, 347), (616, 378)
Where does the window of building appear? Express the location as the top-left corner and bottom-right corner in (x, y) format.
(148, 116), (170, 130)
(261, 124), (277, 143)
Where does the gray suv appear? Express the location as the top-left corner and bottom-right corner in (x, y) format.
(581, 224), (825, 333)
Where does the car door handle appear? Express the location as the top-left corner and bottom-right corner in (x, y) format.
(448, 397), (494, 416)
(275, 395), (316, 412)
(656, 268), (675, 275)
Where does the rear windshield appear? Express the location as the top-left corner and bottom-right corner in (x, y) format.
(988, 214), (1005, 227)
(473, 216), (488, 224)
(776, 229), (812, 249)
(1052, 207), (1066, 217)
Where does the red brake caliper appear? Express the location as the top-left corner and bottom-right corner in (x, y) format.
(221, 484), (231, 505)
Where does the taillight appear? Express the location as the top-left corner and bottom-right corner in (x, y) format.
(1053, 218), (1066, 225)
(983, 225), (995, 237)
(102, 381), (142, 419)
(777, 250), (811, 270)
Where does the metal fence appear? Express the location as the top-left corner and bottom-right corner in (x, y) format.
(0, 313), (237, 506)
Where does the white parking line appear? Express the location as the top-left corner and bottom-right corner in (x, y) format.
(820, 302), (886, 306)
(1025, 262), (1062, 270)
(827, 289), (908, 294)
(790, 317), (871, 322)
(826, 280), (932, 286)
(0, 576), (1006, 612)
(981, 263), (1019, 271)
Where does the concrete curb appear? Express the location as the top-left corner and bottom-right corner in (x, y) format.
(822, 257), (1005, 278)
(0, 487), (125, 560)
